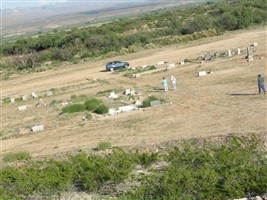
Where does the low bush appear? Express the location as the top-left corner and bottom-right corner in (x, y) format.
(93, 104), (109, 114)
(84, 98), (101, 111)
(96, 141), (112, 151)
(62, 104), (85, 113)
(3, 151), (31, 162)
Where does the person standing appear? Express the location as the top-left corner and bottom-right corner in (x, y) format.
(257, 74), (266, 94)
(162, 77), (168, 92)
(170, 75), (176, 90)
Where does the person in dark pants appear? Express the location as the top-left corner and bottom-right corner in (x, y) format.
(257, 74), (266, 94)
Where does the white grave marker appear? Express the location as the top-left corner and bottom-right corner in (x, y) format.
(18, 105), (27, 111)
(198, 71), (207, 77)
(46, 91), (53, 96)
(32, 92), (38, 98)
(32, 125), (44, 132)
(237, 48), (241, 55)
(22, 95), (28, 100)
(157, 61), (165, 66)
(10, 98), (15, 103)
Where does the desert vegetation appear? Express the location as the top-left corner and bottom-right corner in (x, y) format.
(0, 134), (266, 199)
(0, 0), (266, 78)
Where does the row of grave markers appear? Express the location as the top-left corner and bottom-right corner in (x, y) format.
(9, 91), (54, 103)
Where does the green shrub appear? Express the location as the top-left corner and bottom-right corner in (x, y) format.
(3, 151), (31, 162)
(93, 104), (109, 114)
(84, 98), (101, 111)
(96, 141), (112, 151)
(142, 95), (159, 108)
(84, 113), (92, 121)
(138, 152), (159, 168)
(62, 104), (85, 113)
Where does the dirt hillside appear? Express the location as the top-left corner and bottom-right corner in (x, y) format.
(1, 28), (266, 158)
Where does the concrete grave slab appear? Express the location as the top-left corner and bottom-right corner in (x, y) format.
(157, 61), (165, 66)
(118, 105), (137, 112)
(198, 71), (207, 77)
(32, 125), (44, 132)
(47, 91), (53, 96)
(150, 100), (161, 107)
(18, 105), (28, 111)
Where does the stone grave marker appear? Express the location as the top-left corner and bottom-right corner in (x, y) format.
(10, 98), (15, 103)
(46, 91), (53, 96)
(124, 89), (131, 95)
(237, 48), (241, 55)
(18, 105), (27, 111)
(141, 64), (148, 68)
(228, 50), (232, 57)
(32, 125), (44, 132)
(108, 92), (118, 99)
(21, 95), (28, 101)
(150, 100), (161, 107)
(32, 92), (38, 98)
(157, 61), (165, 66)
(179, 61), (185, 65)
(198, 71), (207, 77)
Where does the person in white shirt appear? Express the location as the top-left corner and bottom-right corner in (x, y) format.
(170, 75), (176, 90)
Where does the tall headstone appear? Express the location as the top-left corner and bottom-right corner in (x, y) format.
(237, 48), (241, 55)
(246, 47), (254, 61)
(228, 50), (232, 57)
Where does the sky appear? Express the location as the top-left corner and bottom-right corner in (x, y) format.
(1, 0), (161, 10)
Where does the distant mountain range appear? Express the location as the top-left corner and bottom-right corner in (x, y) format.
(2, 0), (200, 40)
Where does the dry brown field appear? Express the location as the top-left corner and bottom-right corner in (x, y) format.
(1, 28), (266, 159)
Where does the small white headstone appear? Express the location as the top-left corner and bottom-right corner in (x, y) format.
(124, 89), (131, 95)
(141, 65), (148, 68)
(18, 105), (27, 111)
(198, 71), (207, 77)
(21, 95), (28, 101)
(46, 91), (53, 96)
(10, 98), (15, 103)
(150, 100), (161, 107)
(130, 90), (135, 95)
(32, 125), (44, 132)
(135, 100), (143, 106)
(157, 61), (165, 66)
(237, 48), (241, 55)
(135, 74), (140, 78)
(168, 63), (175, 68)
(108, 92), (118, 99)
(228, 50), (232, 57)
(180, 61), (185, 65)
(252, 42), (258, 47)
(32, 92), (38, 98)
(61, 102), (69, 106)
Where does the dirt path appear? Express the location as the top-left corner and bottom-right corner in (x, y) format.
(1, 28), (266, 158)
